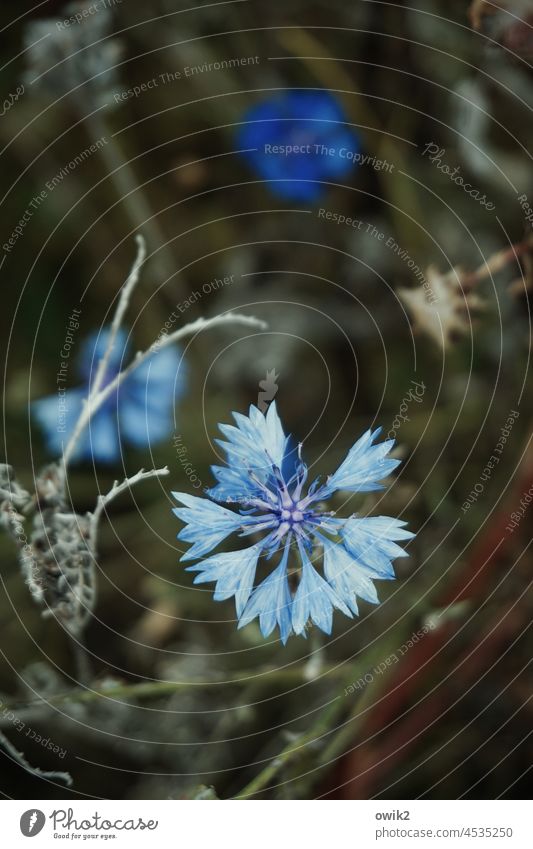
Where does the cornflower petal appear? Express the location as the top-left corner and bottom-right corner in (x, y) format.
(239, 542), (293, 643)
(172, 492), (251, 561)
(323, 538), (380, 614)
(186, 541), (264, 617)
(208, 401), (288, 503)
(32, 388), (85, 458)
(33, 326), (186, 463)
(342, 516), (414, 580)
(236, 90), (362, 202)
(292, 545), (352, 636)
(218, 402), (287, 474)
(322, 428), (400, 496)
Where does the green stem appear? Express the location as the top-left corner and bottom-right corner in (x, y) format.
(7, 664), (347, 713)
(234, 690), (345, 799)
(234, 612), (436, 799)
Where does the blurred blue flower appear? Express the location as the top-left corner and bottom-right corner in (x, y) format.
(33, 328), (186, 463)
(237, 90), (361, 201)
(172, 403), (413, 643)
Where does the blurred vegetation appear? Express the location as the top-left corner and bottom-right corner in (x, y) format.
(0, 0), (531, 799)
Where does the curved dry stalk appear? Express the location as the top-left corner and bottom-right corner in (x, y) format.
(0, 730), (72, 787)
(61, 235), (266, 473)
(88, 466), (169, 552)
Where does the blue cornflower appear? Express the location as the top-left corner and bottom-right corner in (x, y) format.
(237, 90), (362, 201)
(33, 328), (186, 463)
(172, 403), (414, 643)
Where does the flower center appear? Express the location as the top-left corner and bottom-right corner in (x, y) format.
(279, 502), (305, 525)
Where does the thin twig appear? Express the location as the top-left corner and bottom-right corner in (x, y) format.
(463, 238), (531, 288)
(61, 234), (147, 470)
(63, 311), (266, 475)
(0, 730), (72, 787)
(96, 310), (265, 410)
(88, 466), (169, 552)
(92, 234), (146, 400)
(111, 310), (268, 393)
(61, 233), (266, 472)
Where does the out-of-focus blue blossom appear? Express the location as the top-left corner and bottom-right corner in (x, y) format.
(33, 328), (186, 463)
(237, 90), (362, 201)
(172, 403), (414, 643)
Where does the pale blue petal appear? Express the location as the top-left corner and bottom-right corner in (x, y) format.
(207, 464), (265, 504)
(172, 491), (246, 561)
(351, 516), (415, 541)
(33, 388), (122, 463)
(238, 552), (293, 643)
(292, 548), (352, 636)
(207, 402), (289, 503)
(341, 516), (413, 579)
(32, 388), (84, 457)
(129, 345), (184, 389)
(323, 538), (379, 612)
(186, 541), (263, 616)
(117, 345), (185, 447)
(217, 402), (288, 480)
(86, 410), (121, 463)
(118, 396), (173, 447)
(322, 428), (400, 496)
